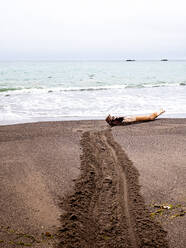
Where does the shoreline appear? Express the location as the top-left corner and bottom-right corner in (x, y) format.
(1, 113), (186, 126)
(0, 119), (186, 247)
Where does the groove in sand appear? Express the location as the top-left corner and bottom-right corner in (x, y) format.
(58, 129), (169, 248)
(102, 134), (137, 248)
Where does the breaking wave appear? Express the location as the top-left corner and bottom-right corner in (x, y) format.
(0, 87), (23, 92)
(0, 82), (185, 94)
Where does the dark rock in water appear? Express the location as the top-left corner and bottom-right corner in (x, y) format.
(5, 94), (10, 97)
(161, 59), (168, 61)
(180, 83), (186, 86)
(48, 90), (53, 93)
(48, 76), (52, 78)
(125, 59), (136, 62)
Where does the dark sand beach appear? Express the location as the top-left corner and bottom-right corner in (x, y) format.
(0, 119), (186, 247)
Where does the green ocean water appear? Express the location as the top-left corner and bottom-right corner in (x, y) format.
(0, 60), (186, 124)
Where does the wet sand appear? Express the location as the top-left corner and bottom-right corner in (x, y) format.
(0, 119), (185, 247)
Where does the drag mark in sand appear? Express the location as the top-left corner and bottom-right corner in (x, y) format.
(102, 134), (137, 248)
(58, 129), (169, 248)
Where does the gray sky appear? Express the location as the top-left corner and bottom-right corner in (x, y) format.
(0, 0), (186, 60)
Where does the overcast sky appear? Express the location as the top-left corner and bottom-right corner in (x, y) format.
(0, 0), (186, 60)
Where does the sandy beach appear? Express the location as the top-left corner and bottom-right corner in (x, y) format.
(0, 119), (186, 247)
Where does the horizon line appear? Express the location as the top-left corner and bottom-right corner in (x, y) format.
(0, 58), (186, 62)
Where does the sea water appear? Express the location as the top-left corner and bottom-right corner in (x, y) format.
(0, 60), (186, 125)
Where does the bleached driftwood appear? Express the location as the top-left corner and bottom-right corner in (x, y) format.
(105, 109), (165, 127)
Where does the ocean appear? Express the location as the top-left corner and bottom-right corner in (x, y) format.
(0, 60), (186, 125)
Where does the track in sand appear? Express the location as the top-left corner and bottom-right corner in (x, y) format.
(58, 129), (169, 248)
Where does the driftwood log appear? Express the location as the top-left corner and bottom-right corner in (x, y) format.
(105, 110), (165, 127)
